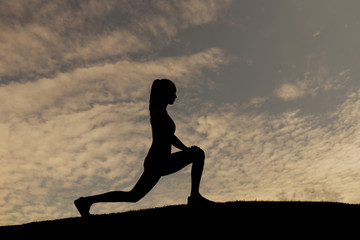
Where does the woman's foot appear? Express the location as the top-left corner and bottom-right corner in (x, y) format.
(187, 194), (215, 207)
(74, 197), (91, 217)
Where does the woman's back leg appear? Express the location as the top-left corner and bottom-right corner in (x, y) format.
(75, 172), (160, 216)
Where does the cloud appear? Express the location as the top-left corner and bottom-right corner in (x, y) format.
(246, 57), (255, 66)
(0, 0), (231, 80)
(276, 186), (343, 202)
(0, 0), (233, 225)
(242, 97), (268, 109)
(275, 82), (307, 101)
(312, 31), (321, 38)
(63, 29), (151, 62)
(0, 47), (228, 122)
(0, 46), (230, 225)
(275, 59), (352, 101)
(3, 0), (359, 227)
(177, 89), (360, 203)
(4, 77), (356, 224)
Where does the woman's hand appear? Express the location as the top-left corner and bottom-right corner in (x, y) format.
(172, 135), (188, 151)
(189, 145), (201, 150)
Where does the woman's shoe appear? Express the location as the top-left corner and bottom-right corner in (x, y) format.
(187, 194), (215, 207)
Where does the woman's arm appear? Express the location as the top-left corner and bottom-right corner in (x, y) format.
(172, 135), (188, 151)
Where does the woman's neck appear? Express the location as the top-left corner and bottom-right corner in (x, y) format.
(158, 103), (168, 111)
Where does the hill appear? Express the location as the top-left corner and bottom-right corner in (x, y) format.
(1, 201), (359, 237)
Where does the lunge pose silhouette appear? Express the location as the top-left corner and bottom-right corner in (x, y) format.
(75, 79), (212, 217)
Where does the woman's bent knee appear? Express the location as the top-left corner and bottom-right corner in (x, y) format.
(190, 146), (205, 161)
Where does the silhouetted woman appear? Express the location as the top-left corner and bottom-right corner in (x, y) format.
(75, 79), (212, 217)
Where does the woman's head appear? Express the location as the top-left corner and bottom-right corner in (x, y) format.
(149, 79), (177, 111)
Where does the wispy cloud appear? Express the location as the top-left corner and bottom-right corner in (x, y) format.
(275, 55), (352, 101)
(0, 0), (232, 225)
(0, 47), (229, 224)
(0, 0), (231, 80)
(0, 48), (228, 121)
(1, 0), (359, 227)
(275, 81), (308, 101)
(183, 89), (360, 202)
(312, 31), (321, 38)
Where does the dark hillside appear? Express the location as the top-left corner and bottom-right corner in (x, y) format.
(1, 201), (359, 237)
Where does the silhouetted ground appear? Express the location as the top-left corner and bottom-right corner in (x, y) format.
(1, 201), (359, 237)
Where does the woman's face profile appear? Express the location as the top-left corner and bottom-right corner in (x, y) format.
(167, 89), (177, 105)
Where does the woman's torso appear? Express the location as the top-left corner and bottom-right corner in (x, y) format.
(144, 109), (175, 168)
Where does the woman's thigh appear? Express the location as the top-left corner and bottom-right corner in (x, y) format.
(130, 171), (161, 199)
(160, 149), (194, 176)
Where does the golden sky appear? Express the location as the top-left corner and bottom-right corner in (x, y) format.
(1, 0), (359, 225)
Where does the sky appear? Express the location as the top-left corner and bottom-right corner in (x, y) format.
(0, 0), (360, 225)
